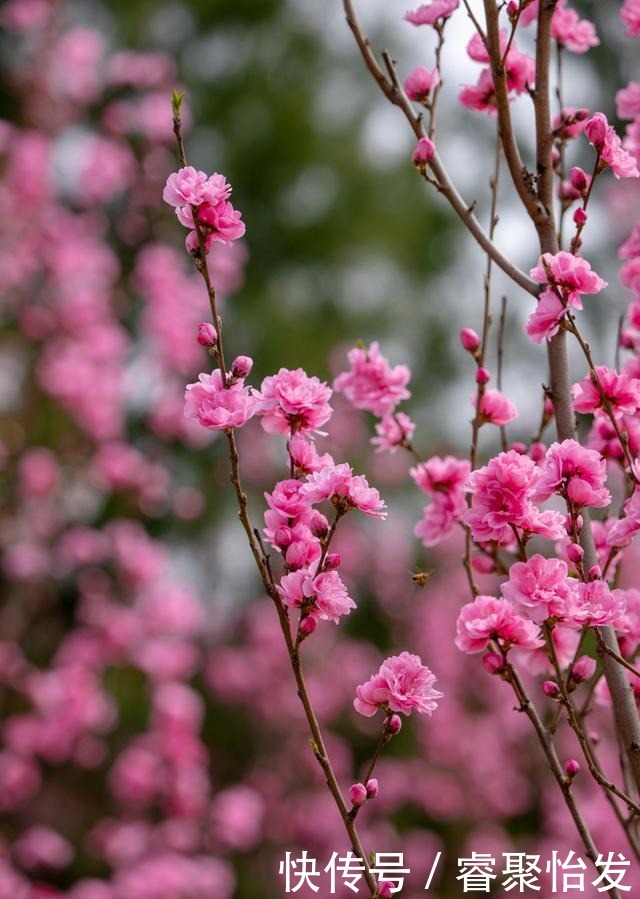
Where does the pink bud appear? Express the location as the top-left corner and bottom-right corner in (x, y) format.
(565, 758), (580, 778)
(482, 651), (504, 675)
(566, 543), (584, 565)
(573, 208), (587, 226)
(366, 778), (379, 798)
(506, 0), (518, 17)
(231, 355), (253, 379)
(460, 328), (480, 352)
(589, 730), (600, 744)
(575, 108), (589, 121)
(620, 329), (635, 349)
(324, 553), (341, 570)
(588, 565), (602, 581)
(378, 882), (394, 899)
(571, 655), (596, 684)
(543, 396), (554, 415)
(510, 442), (527, 454)
(274, 526), (292, 548)
(472, 555), (494, 574)
(584, 113), (607, 149)
(569, 166), (588, 192)
(299, 616), (316, 636)
(529, 442), (546, 462)
(412, 136), (435, 165)
(386, 714), (402, 735)
(551, 146), (560, 166)
(348, 782), (367, 807)
(196, 322), (218, 347)
(475, 367), (490, 385)
(543, 680), (560, 698)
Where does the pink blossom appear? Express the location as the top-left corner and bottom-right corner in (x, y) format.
(533, 439), (610, 509)
(334, 342), (411, 416)
(621, 0), (640, 37)
(617, 82), (640, 120)
(371, 412), (416, 453)
(621, 225), (640, 261)
(277, 567), (356, 624)
(404, 0), (459, 26)
(184, 370), (256, 430)
(525, 290), (566, 344)
(162, 167), (210, 207)
(564, 580), (626, 627)
(255, 368), (332, 435)
(530, 251), (607, 308)
(13, 826), (73, 870)
(455, 596), (543, 654)
(459, 69), (497, 115)
(621, 257), (640, 294)
(585, 113), (640, 179)
(414, 492), (467, 546)
(501, 555), (572, 623)
(301, 463), (387, 518)
(551, 1), (599, 53)
(411, 455), (470, 495)
(465, 450), (566, 545)
(404, 67), (440, 102)
(608, 490), (640, 547)
(475, 388), (518, 425)
(353, 652), (442, 717)
(288, 433), (334, 474)
(572, 366), (640, 416)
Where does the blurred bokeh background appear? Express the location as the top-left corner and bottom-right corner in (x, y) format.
(0, 1), (639, 897)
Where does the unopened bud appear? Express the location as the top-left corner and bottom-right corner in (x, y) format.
(196, 322), (218, 347)
(348, 782), (367, 807)
(378, 882), (394, 899)
(231, 355), (253, 379)
(472, 555), (494, 574)
(565, 758), (580, 778)
(506, 0), (518, 18)
(460, 328), (480, 353)
(573, 208), (587, 226)
(510, 442), (527, 454)
(482, 651), (505, 675)
(299, 616), (317, 636)
(529, 442), (546, 462)
(274, 526), (292, 548)
(386, 714), (402, 735)
(620, 329), (635, 350)
(569, 166), (588, 192)
(543, 680), (560, 698)
(567, 543), (584, 565)
(570, 655), (596, 684)
(475, 367), (491, 385)
(588, 565), (602, 581)
(412, 136), (435, 166)
(366, 778), (379, 798)
(324, 552), (341, 570)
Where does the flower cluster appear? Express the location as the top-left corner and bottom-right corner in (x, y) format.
(459, 30), (535, 115)
(163, 166), (246, 255)
(354, 652), (443, 718)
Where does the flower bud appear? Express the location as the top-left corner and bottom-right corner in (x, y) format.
(348, 782), (368, 807)
(565, 758), (580, 778)
(569, 166), (588, 192)
(324, 553), (341, 570)
(506, 0), (518, 18)
(378, 882), (394, 899)
(366, 778), (379, 798)
(482, 651), (504, 675)
(585, 113), (607, 148)
(529, 442), (546, 462)
(460, 328), (480, 353)
(196, 322), (218, 347)
(588, 565), (602, 581)
(510, 442), (526, 454)
(386, 714), (402, 735)
(231, 355), (253, 379)
(274, 526), (292, 548)
(573, 208), (587, 226)
(412, 136), (435, 165)
(620, 329), (635, 350)
(299, 616), (316, 636)
(472, 555), (494, 574)
(570, 655), (596, 684)
(566, 543), (584, 565)
(575, 108), (589, 121)
(475, 367), (490, 385)
(543, 680), (560, 698)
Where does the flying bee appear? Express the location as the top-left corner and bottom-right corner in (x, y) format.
(410, 570), (432, 587)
